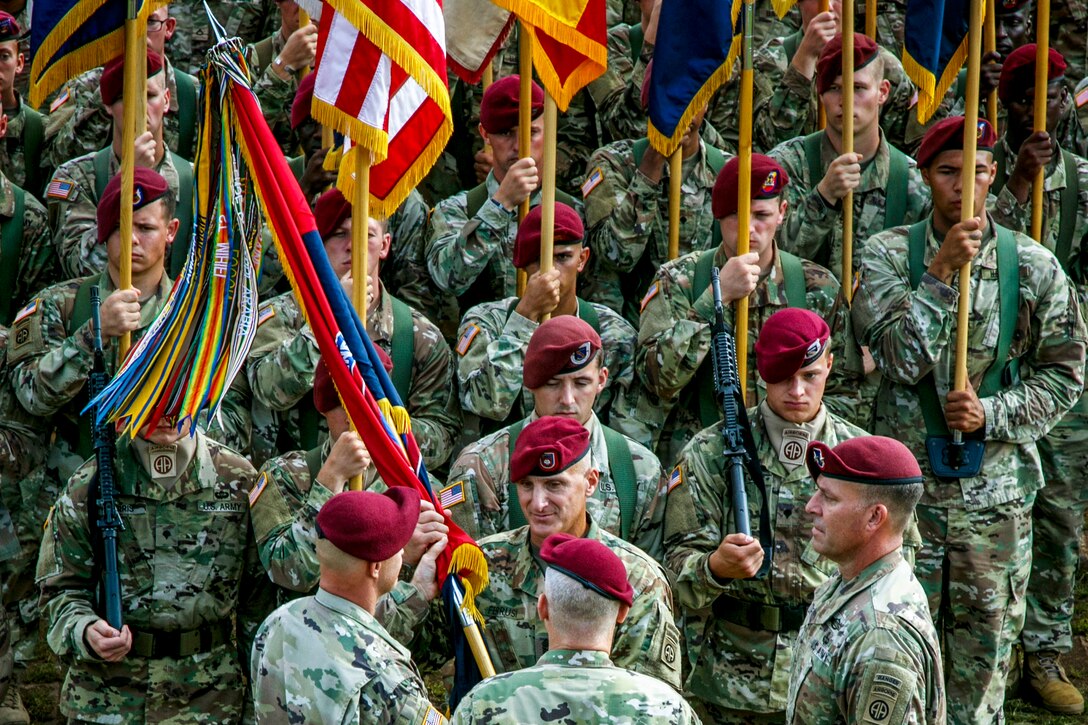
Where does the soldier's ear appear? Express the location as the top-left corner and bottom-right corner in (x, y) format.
(616, 603), (631, 625)
(537, 593), (549, 622)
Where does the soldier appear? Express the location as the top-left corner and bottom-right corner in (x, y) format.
(787, 437), (945, 725)
(247, 189), (460, 469)
(252, 488), (448, 724)
(448, 316), (664, 558)
(426, 75), (582, 315)
(851, 116), (1086, 724)
(0, 11), (45, 196)
(586, 0), (657, 144)
(0, 166), (53, 329)
(168, 0), (278, 75)
(451, 533), (700, 724)
(663, 308), (870, 722)
(37, 411), (267, 723)
(45, 51), (194, 280)
(456, 202), (635, 427)
(625, 154), (841, 467)
(989, 45), (1088, 715)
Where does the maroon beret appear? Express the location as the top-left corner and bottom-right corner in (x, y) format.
(96, 167), (170, 243)
(316, 488), (421, 562)
(291, 72), (317, 130)
(513, 202), (584, 268)
(540, 533), (634, 607)
(480, 74), (543, 133)
(915, 116), (997, 168)
(754, 308), (831, 384)
(510, 416), (591, 482)
(523, 316), (602, 389)
(712, 154), (788, 219)
(816, 33), (880, 95)
(0, 11), (21, 41)
(806, 436), (924, 485)
(997, 0), (1030, 12)
(100, 51), (165, 106)
(314, 188), (352, 241)
(998, 44), (1067, 105)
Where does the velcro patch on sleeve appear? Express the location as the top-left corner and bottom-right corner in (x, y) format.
(422, 705), (444, 725)
(640, 282), (660, 313)
(46, 179), (76, 201)
(49, 88), (71, 113)
(581, 166), (604, 197)
(456, 324), (481, 356)
(858, 662), (915, 725)
(12, 299), (38, 325)
(257, 305), (276, 327)
(439, 481), (466, 509)
(1077, 84), (1088, 109)
(667, 465), (683, 494)
(248, 472), (269, 507)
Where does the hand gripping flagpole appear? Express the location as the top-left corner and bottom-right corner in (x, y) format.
(841, 0), (855, 302)
(1030, 0), (1051, 242)
(517, 26), (532, 297)
(349, 147), (371, 492)
(119, 0), (148, 358)
(735, 0), (755, 403)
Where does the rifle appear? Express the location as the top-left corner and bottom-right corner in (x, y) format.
(88, 286), (124, 629)
(708, 267), (773, 577)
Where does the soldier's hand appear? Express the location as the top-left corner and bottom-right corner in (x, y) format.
(404, 500), (449, 567)
(636, 140), (667, 184)
(945, 384), (986, 433)
(817, 153), (862, 202)
(474, 148), (494, 184)
(0, 115), (7, 139)
(278, 23), (318, 74)
(99, 288), (142, 340)
(643, 0), (663, 46)
(300, 148), (337, 199)
(928, 216), (983, 284)
(514, 268), (562, 321)
(709, 533), (765, 580)
(409, 534), (448, 602)
(794, 0), (840, 77)
(85, 621), (132, 662)
(1006, 131), (1054, 203)
(316, 431), (371, 491)
(133, 130), (157, 168)
(493, 157), (539, 210)
(979, 51), (1002, 97)
(719, 252), (761, 302)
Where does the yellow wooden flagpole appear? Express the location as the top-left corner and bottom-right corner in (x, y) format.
(818, 0), (829, 130)
(349, 147), (371, 492)
(984, 0), (998, 129)
(539, 94), (558, 322)
(119, 4), (148, 358)
(735, 0), (755, 403)
(841, 2), (855, 301)
(1030, 0), (1051, 242)
(667, 149), (681, 259)
(865, 0), (877, 39)
(517, 26), (532, 296)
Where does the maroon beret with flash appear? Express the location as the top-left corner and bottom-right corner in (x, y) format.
(316, 488), (421, 562)
(291, 72), (317, 130)
(513, 202), (584, 268)
(100, 51), (165, 106)
(540, 533), (634, 607)
(523, 316), (602, 389)
(755, 308), (831, 384)
(712, 154), (788, 219)
(806, 436), (924, 485)
(510, 416), (591, 482)
(915, 116), (997, 168)
(96, 167), (170, 243)
(314, 188), (352, 241)
(480, 74), (543, 133)
(998, 44), (1067, 105)
(816, 33), (880, 95)
(0, 12), (22, 41)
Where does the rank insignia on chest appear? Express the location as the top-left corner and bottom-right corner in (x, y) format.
(439, 481), (465, 509)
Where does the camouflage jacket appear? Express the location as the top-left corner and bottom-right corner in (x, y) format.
(46, 149), (185, 279)
(770, 131), (931, 281)
(470, 518), (683, 688)
(445, 411), (666, 560)
(0, 172), (55, 327)
(247, 285), (461, 469)
(852, 217), (1087, 510)
(583, 139), (727, 314)
(426, 171), (586, 306)
(36, 432), (265, 724)
(450, 649), (701, 724)
(586, 23), (654, 144)
(629, 245), (842, 466)
(786, 550), (947, 725)
(1, 95), (48, 195)
(663, 403), (868, 712)
(455, 297), (635, 423)
(168, 0), (278, 74)
(252, 587), (446, 725)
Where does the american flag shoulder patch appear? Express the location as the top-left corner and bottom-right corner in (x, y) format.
(49, 88), (71, 113)
(422, 705), (444, 725)
(439, 481), (466, 509)
(47, 179), (75, 200)
(640, 282), (660, 313)
(456, 324), (480, 356)
(581, 166), (604, 197)
(13, 299), (38, 324)
(248, 473), (269, 507)
(1077, 84), (1088, 109)
(257, 306), (276, 326)
(667, 465), (683, 494)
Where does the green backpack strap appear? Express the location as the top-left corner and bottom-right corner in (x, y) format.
(1055, 150), (1079, 269)
(576, 298), (601, 333)
(781, 30), (802, 64)
(297, 400), (323, 450)
(506, 419), (528, 529)
(465, 182), (490, 218)
(251, 35), (276, 71)
(601, 425), (636, 541)
(304, 444), (325, 482)
(0, 186), (24, 324)
(993, 143), (1009, 192)
(168, 152), (194, 277)
(955, 68), (968, 100)
(884, 146), (909, 229)
(802, 132), (824, 188)
(692, 249), (721, 427)
(778, 251), (807, 309)
(70, 277), (99, 459)
(388, 295), (416, 402)
(93, 147), (113, 198)
(288, 155), (305, 181)
(21, 107), (43, 194)
(628, 23), (644, 63)
(173, 70), (198, 161)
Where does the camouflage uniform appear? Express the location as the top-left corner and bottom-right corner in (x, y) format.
(586, 23), (653, 144)
(858, 0), (907, 57)
(455, 296), (635, 424)
(1051, 0), (1087, 92)
(786, 550), (946, 725)
(450, 649), (701, 725)
(625, 245), (841, 467)
(36, 432), (265, 724)
(583, 139), (727, 316)
(445, 411), (666, 559)
(1, 95), (48, 196)
(252, 588), (446, 725)
(247, 285), (460, 469)
(167, 0), (278, 75)
(991, 142), (1088, 657)
(0, 172), (55, 327)
(46, 149), (186, 279)
(852, 217), (1087, 723)
(663, 402), (870, 719)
